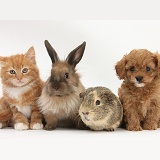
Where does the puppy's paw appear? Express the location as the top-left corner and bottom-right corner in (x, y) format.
(45, 124), (57, 131)
(14, 123), (29, 130)
(143, 123), (157, 130)
(127, 125), (142, 131)
(30, 122), (43, 130)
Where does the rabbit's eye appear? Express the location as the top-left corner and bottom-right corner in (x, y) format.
(65, 73), (69, 79)
(96, 100), (100, 105)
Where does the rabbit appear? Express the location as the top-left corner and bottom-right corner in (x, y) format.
(38, 40), (88, 130)
(79, 87), (123, 131)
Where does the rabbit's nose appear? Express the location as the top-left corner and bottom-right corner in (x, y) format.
(52, 84), (59, 90)
(82, 112), (89, 115)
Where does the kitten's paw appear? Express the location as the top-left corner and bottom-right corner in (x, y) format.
(0, 122), (7, 129)
(31, 123), (43, 130)
(0, 123), (3, 129)
(14, 123), (29, 130)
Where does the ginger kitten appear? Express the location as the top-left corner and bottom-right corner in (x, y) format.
(0, 47), (44, 130)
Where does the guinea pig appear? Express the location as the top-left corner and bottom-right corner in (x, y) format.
(79, 87), (123, 131)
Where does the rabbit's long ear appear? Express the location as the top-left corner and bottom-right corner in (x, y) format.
(44, 40), (59, 64)
(66, 41), (86, 67)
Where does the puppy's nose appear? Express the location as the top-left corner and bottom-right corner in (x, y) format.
(136, 76), (143, 82)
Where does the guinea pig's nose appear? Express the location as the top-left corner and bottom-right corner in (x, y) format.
(82, 112), (89, 115)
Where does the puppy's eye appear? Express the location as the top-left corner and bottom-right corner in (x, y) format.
(130, 67), (135, 72)
(96, 100), (100, 105)
(65, 73), (69, 79)
(22, 68), (28, 73)
(146, 67), (150, 72)
(10, 70), (16, 74)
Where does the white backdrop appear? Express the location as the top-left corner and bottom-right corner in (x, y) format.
(0, 21), (160, 160)
(1, 21), (160, 95)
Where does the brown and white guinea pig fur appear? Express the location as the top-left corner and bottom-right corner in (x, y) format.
(79, 87), (123, 131)
(38, 40), (87, 130)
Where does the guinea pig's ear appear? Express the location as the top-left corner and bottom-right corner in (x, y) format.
(115, 55), (127, 80)
(79, 88), (94, 98)
(44, 40), (60, 64)
(79, 92), (85, 99)
(153, 52), (160, 76)
(66, 41), (86, 68)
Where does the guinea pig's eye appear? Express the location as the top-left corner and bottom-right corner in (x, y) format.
(130, 67), (135, 72)
(146, 67), (150, 72)
(96, 100), (100, 105)
(65, 73), (69, 79)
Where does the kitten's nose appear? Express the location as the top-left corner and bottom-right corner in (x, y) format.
(16, 75), (22, 81)
(136, 76), (143, 82)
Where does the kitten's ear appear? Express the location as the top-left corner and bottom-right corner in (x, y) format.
(0, 56), (6, 67)
(25, 46), (36, 64)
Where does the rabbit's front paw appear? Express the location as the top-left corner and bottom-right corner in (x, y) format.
(105, 128), (115, 131)
(45, 124), (57, 131)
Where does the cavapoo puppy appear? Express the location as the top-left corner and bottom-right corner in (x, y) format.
(115, 49), (160, 131)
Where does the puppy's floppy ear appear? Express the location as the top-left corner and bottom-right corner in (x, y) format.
(154, 52), (160, 76)
(115, 55), (127, 80)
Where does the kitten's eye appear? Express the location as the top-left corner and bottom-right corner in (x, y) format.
(96, 100), (100, 105)
(65, 73), (69, 79)
(22, 68), (28, 73)
(146, 67), (150, 72)
(130, 67), (135, 72)
(10, 70), (16, 74)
